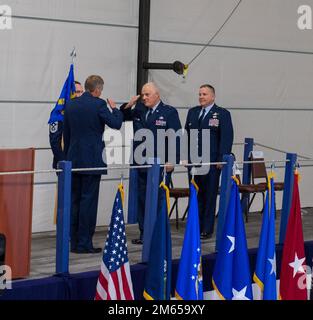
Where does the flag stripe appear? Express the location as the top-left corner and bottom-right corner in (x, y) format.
(95, 187), (134, 300)
(121, 263), (134, 300)
(95, 291), (102, 300)
(98, 263), (111, 300)
(96, 280), (109, 300)
(111, 271), (121, 299)
(116, 268), (125, 300)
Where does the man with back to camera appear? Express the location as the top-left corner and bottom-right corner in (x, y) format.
(63, 75), (123, 253)
(121, 82), (182, 245)
(185, 84), (233, 240)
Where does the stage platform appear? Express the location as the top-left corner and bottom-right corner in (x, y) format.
(0, 209), (312, 300)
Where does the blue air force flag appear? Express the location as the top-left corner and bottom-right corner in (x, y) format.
(143, 182), (172, 300)
(175, 180), (203, 300)
(253, 175), (277, 299)
(212, 178), (253, 300)
(48, 63), (75, 124)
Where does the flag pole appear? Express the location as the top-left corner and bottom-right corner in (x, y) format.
(70, 47), (76, 64)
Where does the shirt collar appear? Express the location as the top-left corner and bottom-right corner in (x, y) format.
(201, 102), (214, 114)
(149, 100), (161, 113)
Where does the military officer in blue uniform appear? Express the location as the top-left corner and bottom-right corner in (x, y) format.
(121, 82), (182, 244)
(63, 75), (123, 253)
(185, 84), (233, 240)
(49, 81), (84, 169)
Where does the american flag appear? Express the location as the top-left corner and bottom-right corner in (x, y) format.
(95, 184), (134, 300)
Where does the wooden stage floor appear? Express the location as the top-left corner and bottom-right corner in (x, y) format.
(27, 208), (313, 280)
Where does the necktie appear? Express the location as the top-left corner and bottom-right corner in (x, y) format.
(198, 109), (206, 126)
(146, 109), (153, 122)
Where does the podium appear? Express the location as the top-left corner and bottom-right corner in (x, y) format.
(0, 149), (35, 278)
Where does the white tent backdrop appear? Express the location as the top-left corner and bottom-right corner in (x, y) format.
(149, 0), (313, 217)
(0, 0), (138, 232)
(1, 0), (313, 232)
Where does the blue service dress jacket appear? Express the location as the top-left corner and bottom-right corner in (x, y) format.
(63, 92), (123, 174)
(120, 101), (182, 165)
(185, 104), (233, 163)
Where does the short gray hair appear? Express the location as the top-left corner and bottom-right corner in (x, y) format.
(84, 75), (104, 92)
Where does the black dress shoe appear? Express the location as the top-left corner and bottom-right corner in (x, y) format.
(131, 239), (143, 245)
(73, 247), (102, 254)
(200, 233), (213, 240)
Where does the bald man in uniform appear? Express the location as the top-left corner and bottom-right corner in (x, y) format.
(121, 82), (182, 244)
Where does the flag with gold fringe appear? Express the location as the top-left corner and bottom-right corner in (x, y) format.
(212, 177), (253, 300)
(143, 182), (172, 300)
(253, 174), (277, 299)
(175, 180), (203, 300)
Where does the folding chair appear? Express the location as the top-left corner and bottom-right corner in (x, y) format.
(238, 151), (284, 221)
(168, 180), (189, 229)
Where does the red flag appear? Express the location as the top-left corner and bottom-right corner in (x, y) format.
(279, 173), (307, 300)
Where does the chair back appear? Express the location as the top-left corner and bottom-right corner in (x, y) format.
(250, 151), (267, 183)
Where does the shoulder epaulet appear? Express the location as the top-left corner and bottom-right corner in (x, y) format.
(215, 105), (230, 113)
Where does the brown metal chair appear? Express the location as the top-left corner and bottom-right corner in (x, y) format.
(238, 153), (284, 221)
(169, 180), (189, 229)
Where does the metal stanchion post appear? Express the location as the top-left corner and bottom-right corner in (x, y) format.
(127, 168), (138, 224)
(241, 138), (254, 218)
(56, 161), (72, 274)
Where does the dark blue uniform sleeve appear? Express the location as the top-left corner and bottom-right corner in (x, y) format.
(184, 109), (191, 131)
(120, 103), (133, 121)
(120, 102), (147, 122)
(167, 108), (182, 164)
(98, 101), (123, 130)
(49, 121), (65, 168)
(168, 108), (182, 131)
(63, 112), (70, 157)
(218, 110), (234, 161)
